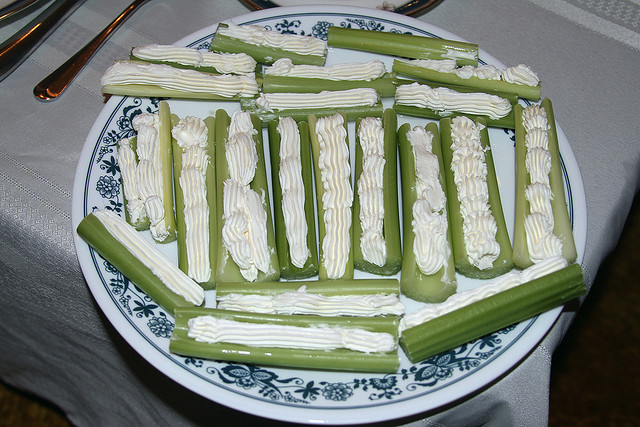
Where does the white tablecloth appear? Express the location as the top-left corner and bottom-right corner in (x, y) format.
(1, 0), (638, 425)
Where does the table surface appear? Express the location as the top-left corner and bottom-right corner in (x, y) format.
(1, 0), (638, 425)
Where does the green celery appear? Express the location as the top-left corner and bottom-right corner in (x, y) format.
(261, 74), (397, 97)
(439, 117), (514, 279)
(308, 113), (354, 280)
(129, 50), (258, 75)
(392, 59), (541, 101)
(327, 26), (478, 67)
(117, 135), (150, 231)
(155, 100), (177, 243)
(210, 23), (326, 66)
(512, 99), (578, 267)
(398, 122), (457, 302)
(352, 109), (402, 275)
(213, 110), (280, 283)
(102, 84), (255, 101)
(216, 278), (400, 298)
(267, 118), (319, 279)
(170, 307), (400, 373)
(400, 263), (585, 363)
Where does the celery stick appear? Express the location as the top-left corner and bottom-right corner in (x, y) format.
(440, 117), (514, 279)
(170, 307), (399, 373)
(117, 136), (150, 231)
(352, 109), (402, 275)
(210, 23), (326, 66)
(327, 26), (478, 67)
(261, 74), (397, 97)
(76, 211), (202, 314)
(129, 48), (258, 75)
(392, 59), (541, 101)
(398, 122), (457, 302)
(213, 110), (280, 283)
(400, 263), (585, 363)
(512, 99), (577, 267)
(155, 100), (177, 243)
(308, 113), (354, 280)
(267, 118), (319, 279)
(216, 278), (400, 298)
(171, 114), (217, 289)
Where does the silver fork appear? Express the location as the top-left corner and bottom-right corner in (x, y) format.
(33, 0), (149, 101)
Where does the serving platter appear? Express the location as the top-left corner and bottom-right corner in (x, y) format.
(72, 5), (586, 424)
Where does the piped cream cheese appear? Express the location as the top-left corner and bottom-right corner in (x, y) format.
(264, 58), (386, 81)
(101, 61), (259, 97)
(217, 22), (327, 57)
(399, 256), (568, 331)
(449, 116), (500, 270)
(187, 315), (396, 353)
(406, 126), (451, 276)
(395, 82), (512, 120)
(117, 137), (148, 227)
(316, 114), (353, 279)
(357, 117), (386, 267)
(131, 44), (257, 74)
(217, 285), (405, 317)
(277, 117), (309, 268)
(92, 209), (204, 305)
(172, 116), (211, 283)
(256, 87), (379, 112)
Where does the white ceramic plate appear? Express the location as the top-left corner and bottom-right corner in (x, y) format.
(72, 6), (586, 425)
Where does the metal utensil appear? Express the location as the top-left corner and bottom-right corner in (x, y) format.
(0, 0), (42, 22)
(34, 0), (149, 101)
(0, 0), (85, 82)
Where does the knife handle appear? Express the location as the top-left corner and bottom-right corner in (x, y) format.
(0, 0), (85, 82)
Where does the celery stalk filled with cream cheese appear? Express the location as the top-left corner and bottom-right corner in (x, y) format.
(116, 100), (176, 243)
(170, 307), (400, 373)
(394, 82), (517, 129)
(398, 122), (457, 303)
(76, 209), (204, 313)
(214, 109), (279, 283)
(210, 22), (327, 66)
(352, 110), (402, 276)
(267, 117), (319, 279)
(512, 99), (577, 268)
(440, 116), (514, 279)
(171, 114), (217, 289)
(308, 113), (354, 281)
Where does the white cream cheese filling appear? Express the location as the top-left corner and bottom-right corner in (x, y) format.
(131, 44), (257, 74)
(256, 87), (379, 112)
(357, 117), (386, 267)
(265, 58), (386, 81)
(450, 116), (500, 270)
(217, 22), (327, 57)
(316, 114), (353, 279)
(407, 126), (451, 276)
(172, 116), (211, 283)
(92, 209), (204, 305)
(277, 117), (310, 268)
(399, 256), (568, 331)
(117, 137), (147, 227)
(101, 61), (259, 97)
(187, 315), (396, 353)
(395, 82), (512, 120)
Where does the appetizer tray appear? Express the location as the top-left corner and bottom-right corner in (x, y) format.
(72, 5), (586, 425)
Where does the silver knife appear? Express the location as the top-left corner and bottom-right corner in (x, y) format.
(0, 0), (86, 82)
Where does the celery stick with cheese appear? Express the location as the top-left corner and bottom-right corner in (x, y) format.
(76, 209), (204, 313)
(308, 113), (354, 281)
(394, 82), (517, 129)
(327, 26), (478, 67)
(399, 257), (585, 363)
(261, 58), (396, 97)
(101, 60), (259, 100)
(393, 59), (542, 101)
(130, 44), (258, 75)
(440, 116), (514, 279)
(214, 109), (279, 283)
(215, 278), (404, 317)
(352, 109), (402, 276)
(210, 22), (327, 66)
(241, 87), (384, 123)
(267, 117), (319, 279)
(398, 122), (457, 303)
(116, 100), (176, 243)
(512, 99), (578, 268)
(171, 114), (217, 289)
(170, 307), (400, 373)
